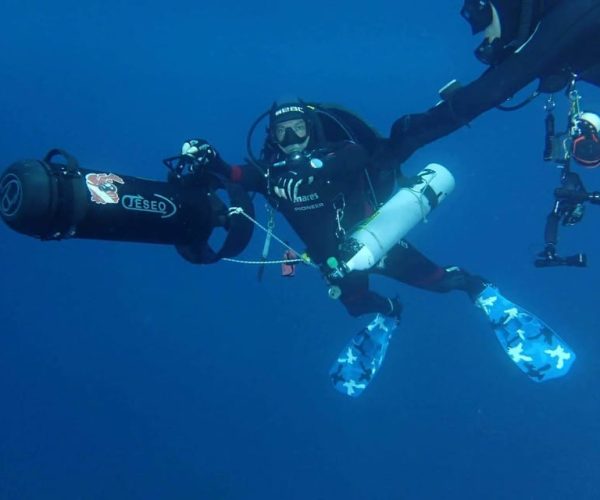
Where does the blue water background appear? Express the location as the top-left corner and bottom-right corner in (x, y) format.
(1, 1), (600, 498)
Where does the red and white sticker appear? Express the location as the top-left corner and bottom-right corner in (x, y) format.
(85, 173), (125, 205)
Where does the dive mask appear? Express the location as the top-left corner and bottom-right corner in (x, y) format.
(273, 119), (308, 147)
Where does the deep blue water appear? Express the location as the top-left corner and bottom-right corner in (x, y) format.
(2, 1), (600, 499)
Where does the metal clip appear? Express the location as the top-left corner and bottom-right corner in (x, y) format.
(333, 194), (346, 239)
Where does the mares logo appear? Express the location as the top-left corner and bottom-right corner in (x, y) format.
(85, 173), (125, 205)
(121, 194), (177, 219)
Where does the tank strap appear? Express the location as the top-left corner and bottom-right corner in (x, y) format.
(401, 171), (439, 210)
(422, 185), (439, 210)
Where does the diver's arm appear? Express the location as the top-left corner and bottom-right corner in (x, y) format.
(388, 59), (540, 163)
(180, 138), (267, 193)
(215, 159), (267, 194)
(387, 0), (590, 164)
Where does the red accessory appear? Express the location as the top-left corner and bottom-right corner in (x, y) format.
(281, 250), (297, 277)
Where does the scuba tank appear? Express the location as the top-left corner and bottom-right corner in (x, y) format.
(332, 163), (455, 275)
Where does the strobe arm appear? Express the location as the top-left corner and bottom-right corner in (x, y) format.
(535, 172), (597, 268)
(554, 187), (600, 204)
(586, 191), (600, 204)
(534, 244), (587, 268)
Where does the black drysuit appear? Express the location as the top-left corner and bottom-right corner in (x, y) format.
(213, 140), (484, 318)
(385, 0), (600, 165)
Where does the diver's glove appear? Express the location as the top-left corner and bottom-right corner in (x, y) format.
(181, 139), (218, 173)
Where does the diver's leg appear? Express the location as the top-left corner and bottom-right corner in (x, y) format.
(373, 240), (486, 299)
(330, 274), (402, 398)
(337, 272), (402, 319)
(373, 242), (576, 380)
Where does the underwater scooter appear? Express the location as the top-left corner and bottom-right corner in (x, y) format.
(0, 149), (255, 263)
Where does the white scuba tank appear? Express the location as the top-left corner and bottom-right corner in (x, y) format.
(341, 163), (455, 272)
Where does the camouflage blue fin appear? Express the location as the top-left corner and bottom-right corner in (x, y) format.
(330, 314), (399, 397)
(476, 285), (576, 382)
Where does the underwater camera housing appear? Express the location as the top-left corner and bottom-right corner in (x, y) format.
(537, 88), (600, 268)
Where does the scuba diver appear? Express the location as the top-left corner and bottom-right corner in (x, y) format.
(178, 100), (486, 319)
(384, 0), (600, 165)
(174, 99), (576, 395)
